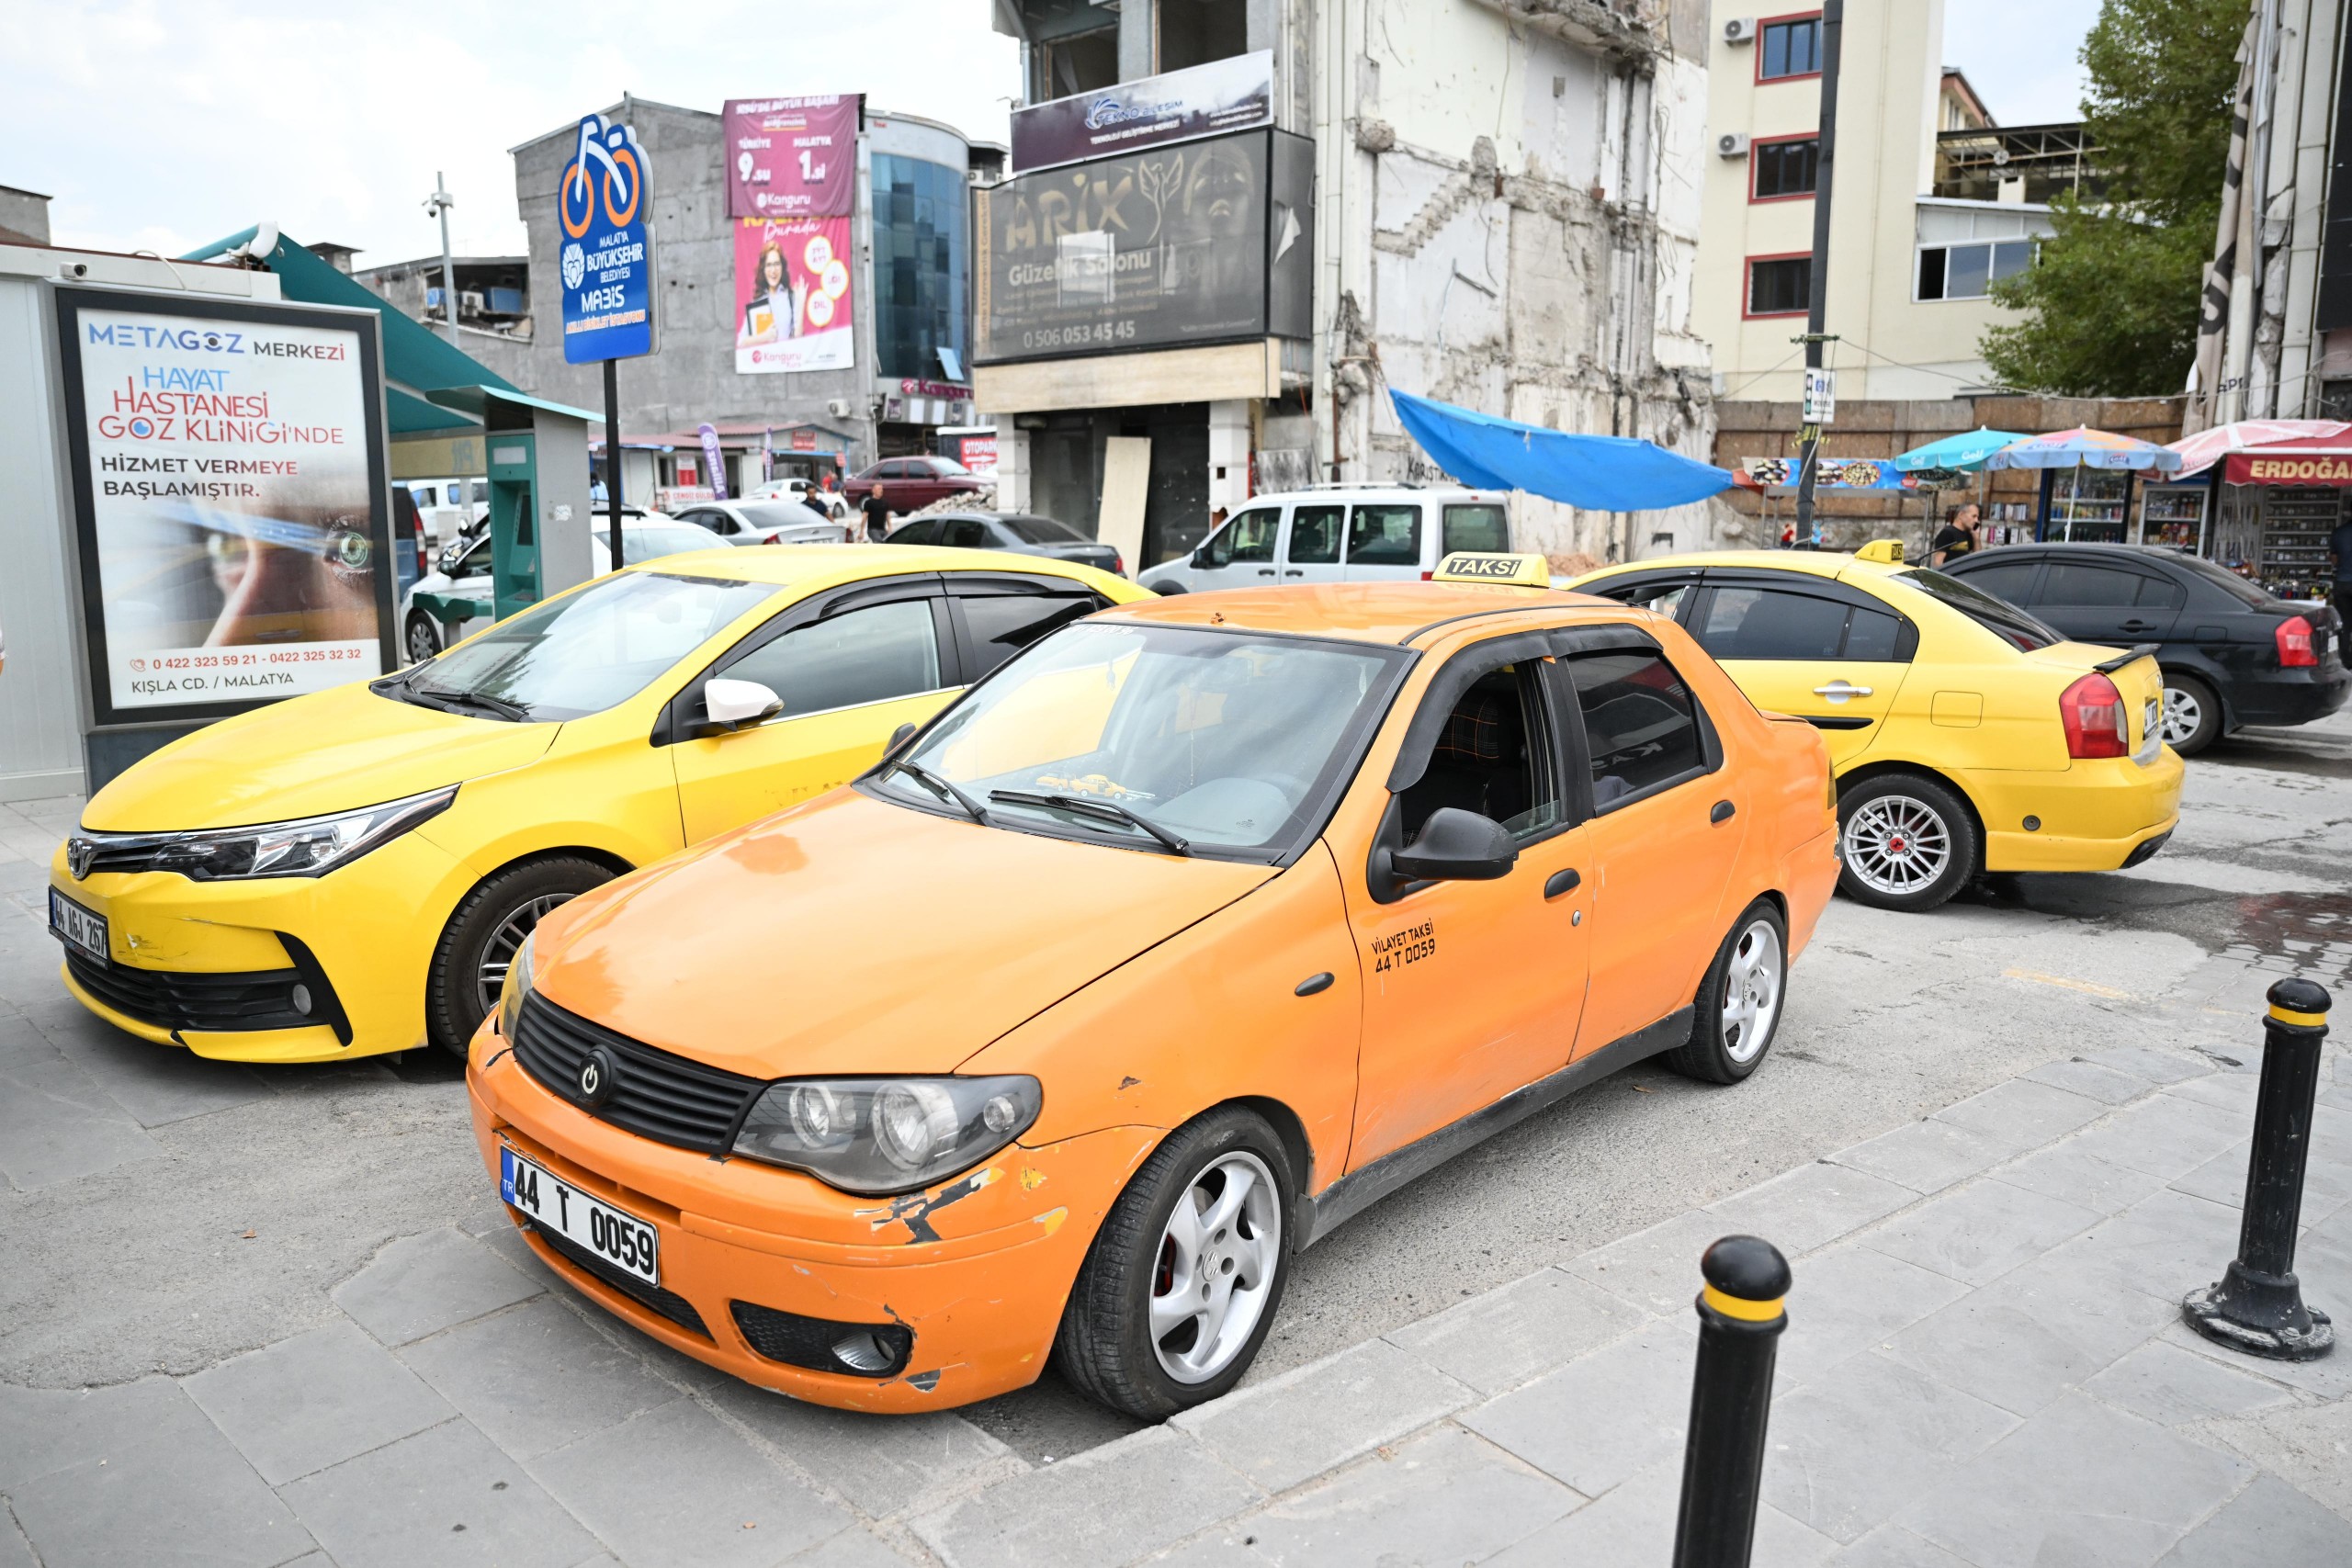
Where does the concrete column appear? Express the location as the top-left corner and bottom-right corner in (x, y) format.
(1120, 0), (1155, 80)
(997, 427), (1033, 513)
(1207, 400), (1252, 513)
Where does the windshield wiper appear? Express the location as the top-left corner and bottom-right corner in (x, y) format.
(883, 758), (989, 824)
(413, 686), (531, 722)
(988, 790), (1190, 856)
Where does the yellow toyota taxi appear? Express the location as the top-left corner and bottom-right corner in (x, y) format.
(1573, 545), (2183, 909)
(50, 547), (1143, 1062)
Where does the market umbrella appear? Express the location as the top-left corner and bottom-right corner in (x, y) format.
(1894, 427), (2030, 473)
(1389, 389), (1737, 511)
(2167, 419), (2351, 478)
(1983, 427), (2184, 471)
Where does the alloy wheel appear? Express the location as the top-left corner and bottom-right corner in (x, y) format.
(1150, 1150), (1281, 1384)
(472, 893), (571, 1019)
(1720, 919), (1783, 1064)
(2160, 686), (2200, 747)
(1842, 794), (1952, 897)
(406, 618), (439, 662)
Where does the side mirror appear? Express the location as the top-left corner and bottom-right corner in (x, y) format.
(702, 677), (784, 733)
(882, 721), (918, 759)
(1389, 807), (1518, 882)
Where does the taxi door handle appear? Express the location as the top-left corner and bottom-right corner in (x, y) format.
(1812, 682), (1873, 699)
(1711, 800), (1736, 824)
(1295, 972), (1335, 997)
(1544, 868), (1581, 899)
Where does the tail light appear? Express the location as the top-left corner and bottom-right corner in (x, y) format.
(1113, 553), (1125, 576)
(2059, 672), (2128, 759)
(1420, 570), (1434, 581)
(2276, 615), (2317, 668)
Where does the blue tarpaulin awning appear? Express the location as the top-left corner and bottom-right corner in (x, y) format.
(1390, 389), (1738, 512)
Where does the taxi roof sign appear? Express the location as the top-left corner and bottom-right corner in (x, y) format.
(1854, 538), (1905, 564)
(1431, 551), (1552, 588)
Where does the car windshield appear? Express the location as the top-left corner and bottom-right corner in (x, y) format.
(394, 570), (774, 721)
(879, 623), (1408, 859)
(1893, 568), (2064, 651)
(995, 514), (1085, 544)
(2169, 553), (2278, 609)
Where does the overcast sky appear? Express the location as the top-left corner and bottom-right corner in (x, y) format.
(8, 0), (2097, 267)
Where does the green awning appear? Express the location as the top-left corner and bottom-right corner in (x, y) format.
(425, 384), (597, 423)
(182, 227), (533, 437)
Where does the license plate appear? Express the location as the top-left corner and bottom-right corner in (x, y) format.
(2137, 698), (2163, 763)
(501, 1145), (660, 1285)
(49, 889), (107, 962)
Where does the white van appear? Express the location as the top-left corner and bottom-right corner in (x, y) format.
(1136, 484), (1514, 594)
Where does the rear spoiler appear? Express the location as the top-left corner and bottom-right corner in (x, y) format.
(2091, 643), (2160, 674)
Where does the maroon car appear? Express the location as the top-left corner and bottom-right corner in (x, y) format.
(848, 455), (989, 513)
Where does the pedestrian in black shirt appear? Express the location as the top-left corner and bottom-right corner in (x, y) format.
(2328, 513), (2352, 629)
(860, 485), (894, 544)
(1931, 502), (1982, 566)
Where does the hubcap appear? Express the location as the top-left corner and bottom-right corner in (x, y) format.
(1842, 794), (1952, 897)
(2161, 687), (2199, 745)
(473, 893), (571, 1020)
(1720, 919), (1784, 1064)
(406, 620), (437, 661)
(1149, 1150), (1281, 1385)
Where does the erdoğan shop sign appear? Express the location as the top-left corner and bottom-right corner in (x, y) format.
(725, 96), (860, 219)
(2226, 452), (2352, 485)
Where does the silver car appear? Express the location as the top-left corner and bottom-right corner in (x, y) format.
(669, 499), (851, 546)
(398, 519), (730, 660)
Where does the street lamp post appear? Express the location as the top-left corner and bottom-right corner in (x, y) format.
(425, 173), (460, 348)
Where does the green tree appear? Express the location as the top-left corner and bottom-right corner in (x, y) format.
(1978, 0), (2247, 396)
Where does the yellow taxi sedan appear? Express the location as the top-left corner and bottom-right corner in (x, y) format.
(50, 547), (1144, 1063)
(1573, 546), (2183, 910)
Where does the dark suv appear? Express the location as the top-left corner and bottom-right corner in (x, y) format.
(1940, 543), (2346, 754)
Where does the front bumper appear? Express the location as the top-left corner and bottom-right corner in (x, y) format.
(467, 1024), (1157, 1411)
(46, 829), (473, 1062)
(1970, 748), (2186, 874)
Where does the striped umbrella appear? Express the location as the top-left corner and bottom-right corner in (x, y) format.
(1983, 427), (2185, 471)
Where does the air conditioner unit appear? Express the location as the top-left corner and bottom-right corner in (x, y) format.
(1717, 132), (1751, 159)
(1724, 17), (1758, 44)
(825, 398), (854, 419)
(459, 290), (486, 315)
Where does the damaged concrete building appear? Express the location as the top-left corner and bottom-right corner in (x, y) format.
(984, 0), (1721, 567)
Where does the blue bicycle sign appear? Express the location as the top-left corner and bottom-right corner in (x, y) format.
(558, 113), (656, 364)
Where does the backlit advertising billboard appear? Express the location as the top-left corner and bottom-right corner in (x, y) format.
(734, 215), (857, 374)
(51, 287), (395, 728)
(974, 129), (1313, 366)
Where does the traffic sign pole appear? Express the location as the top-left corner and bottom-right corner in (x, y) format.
(605, 358), (624, 569)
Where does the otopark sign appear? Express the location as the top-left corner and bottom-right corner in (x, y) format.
(559, 113), (656, 364)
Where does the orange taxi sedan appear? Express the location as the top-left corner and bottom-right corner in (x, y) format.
(468, 556), (1839, 1417)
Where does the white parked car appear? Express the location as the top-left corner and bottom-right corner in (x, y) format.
(746, 477), (853, 520)
(398, 519), (729, 661)
(1135, 484), (1515, 594)
(669, 497), (852, 545)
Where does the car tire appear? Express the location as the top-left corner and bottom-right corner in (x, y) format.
(2160, 671), (2222, 756)
(1665, 899), (1789, 1085)
(424, 856), (615, 1057)
(404, 613), (441, 662)
(1054, 1106), (1295, 1420)
(1836, 772), (1980, 913)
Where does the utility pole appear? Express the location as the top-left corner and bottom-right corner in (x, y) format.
(1792, 2), (1843, 547)
(425, 172), (460, 348)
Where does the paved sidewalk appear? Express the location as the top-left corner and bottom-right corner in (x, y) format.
(910, 999), (2352, 1568)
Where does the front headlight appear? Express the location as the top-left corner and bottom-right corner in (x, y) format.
(496, 930), (536, 1039)
(89, 786), (457, 881)
(732, 1076), (1043, 1195)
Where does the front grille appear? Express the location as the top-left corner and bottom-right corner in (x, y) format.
(730, 1301), (912, 1378)
(65, 949), (316, 1033)
(530, 1220), (710, 1338)
(513, 993), (762, 1154)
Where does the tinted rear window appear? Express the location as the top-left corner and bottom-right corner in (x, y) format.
(1442, 503), (1510, 554)
(1894, 568), (2064, 651)
(996, 514), (1086, 544)
(2172, 554), (2279, 609)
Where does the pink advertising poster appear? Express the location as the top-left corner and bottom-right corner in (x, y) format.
(734, 216), (855, 375)
(724, 96), (859, 219)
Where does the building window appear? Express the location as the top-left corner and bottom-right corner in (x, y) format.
(1752, 137), (1818, 200)
(1917, 240), (2035, 300)
(1158, 0), (1249, 72)
(871, 154), (970, 381)
(1747, 254), (1812, 317)
(1758, 15), (1823, 81)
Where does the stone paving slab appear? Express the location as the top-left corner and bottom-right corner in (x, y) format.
(1171, 1336), (1473, 1495)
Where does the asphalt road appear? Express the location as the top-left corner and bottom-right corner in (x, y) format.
(3, 709), (2345, 1465)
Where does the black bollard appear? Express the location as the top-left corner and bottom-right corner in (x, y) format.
(2182, 977), (2335, 1360)
(1672, 1235), (1791, 1568)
